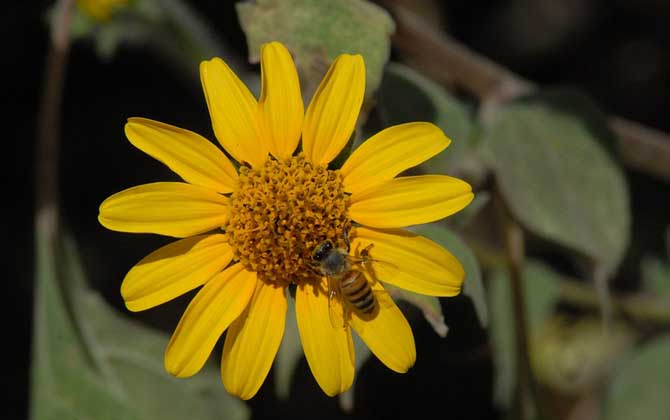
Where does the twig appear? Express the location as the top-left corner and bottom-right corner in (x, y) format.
(610, 117), (670, 180)
(385, 2), (670, 181)
(558, 279), (670, 324)
(494, 191), (535, 420)
(592, 263), (612, 333)
(36, 0), (75, 238)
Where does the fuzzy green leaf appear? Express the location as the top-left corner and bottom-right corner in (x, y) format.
(415, 225), (487, 327)
(237, 0), (394, 99)
(377, 63), (474, 174)
(641, 256), (670, 298)
(384, 283), (448, 337)
(531, 317), (633, 393)
(481, 90), (630, 273)
(603, 335), (670, 420)
(30, 231), (249, 420)
(488, 260), (561, 408)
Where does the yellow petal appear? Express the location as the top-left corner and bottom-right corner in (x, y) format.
(349, 175), (473, 228)
(164, 264), (256, 378)
(200, 57), (266, 167)
(350, 283), (415, 373)
(125, 118), (238, 193)
(351, 227), (464, 296)
(221, 280), (287, 400)
(121, 234), (232, 312)
(98, 182), (229, 238)
(258, 42), (304, 160)
(302, 54), (365, 166)
(296, 278), (354, 396)
(340, 122), (451, 194)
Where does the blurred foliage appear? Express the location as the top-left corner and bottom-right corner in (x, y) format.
(376, 63), (478, 178)
(531, 317), (633, 394)
(480, 91), (631, 274)
(31, 0), (670, 419)
(602, 335), (670, 420)
(237, 0), (394, 100)
(415, 225), (488, 328)
(31, 231), (249, 420)
(70, 0), (226, 71)
(488, 261), (561, 408)
(642, 255), (670, 298)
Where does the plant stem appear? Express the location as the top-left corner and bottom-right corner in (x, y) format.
(558, 280), (670, 324)
(36, 0), (74, 238)
(384, 1), (670, 181)
(494, 191), (535, 420)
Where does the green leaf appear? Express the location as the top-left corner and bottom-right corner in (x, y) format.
(445, 191), (490, 230)
(377, 63), (474, 174)
(488, 260), (561, 408)
(481, 90), (630, 273)
(641, 256), (670, 298)
(236, 0), (394, 98)
(531, 317), (633, 394)
(95, 24), (123, 60)
(603, 335), (670, 420)
(274, 296), (302, 400)
(384, 283), (448, 337)
(31, 229), (137, 420)
(70, 9), (95, 39)
(31, 231), (250, 420)
(415, 225), (487, 327)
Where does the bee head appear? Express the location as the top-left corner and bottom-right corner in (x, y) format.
(312, 240), (334, 262)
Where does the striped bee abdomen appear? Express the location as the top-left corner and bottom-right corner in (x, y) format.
(341, 270), (375, 314)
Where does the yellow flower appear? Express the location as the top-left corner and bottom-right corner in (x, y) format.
(76, 0), (128, 21)
(98, 42), (474, 399)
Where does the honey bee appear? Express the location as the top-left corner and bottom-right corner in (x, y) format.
(310, 232), (387, 329)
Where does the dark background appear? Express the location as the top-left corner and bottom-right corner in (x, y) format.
(9, 1), (669, 419)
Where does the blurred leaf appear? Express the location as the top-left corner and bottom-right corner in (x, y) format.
(481, 90), (630, 273)
(274, 296), (302, 400)
(70, 9), (96, 38)
(531, 317), (633, 394)
(603, 335), (670, 420)
(415, 225), (487, 327)
(384, 284), (448, 337)
(31, 229), (136, 420)
(377, 63), (475, 174)
(446, 191), (490, 230)
(31, 231), (249, 420)
(488, 260), (561, 408)
(641, 256), (670, 297)
(95, 24), (124, 60)
(237, 0), (394, 99)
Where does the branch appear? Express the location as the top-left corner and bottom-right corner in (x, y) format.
(385, 2), (670, 181)
(494, 190), (536, 420)
(36, 0), (74, 237)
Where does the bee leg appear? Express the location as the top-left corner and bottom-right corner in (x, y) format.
(360, 243), (374, 262)
(342, 301), (351, 329)
(307, 261), (323, 277)
(343, 226), (351, 252)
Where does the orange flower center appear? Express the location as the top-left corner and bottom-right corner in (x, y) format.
(226, 154), (351, 285)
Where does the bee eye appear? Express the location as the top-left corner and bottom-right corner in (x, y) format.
(312, 241), (333, 261)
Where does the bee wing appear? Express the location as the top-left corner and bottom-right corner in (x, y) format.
(348, 288), (393, 335)
(347, 254), (398, 272)
(374, 290), (394, 309)
(326, 275), (347, 330)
